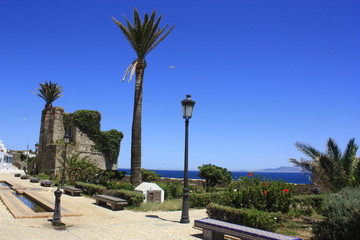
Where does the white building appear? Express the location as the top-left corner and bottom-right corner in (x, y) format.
(0, 139), (13, 167)
(134, 182), (165, 203)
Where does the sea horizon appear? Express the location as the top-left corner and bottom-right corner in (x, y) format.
(118, 168), (312, 184)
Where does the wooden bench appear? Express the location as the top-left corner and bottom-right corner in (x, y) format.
(20, 175), (29, 179)
(40, 180), (52, 187)
(93, 194), (128, 210)
(63, 186), (82, 196)
(30, 177), (39, 183)
(194, 218), (302, 240)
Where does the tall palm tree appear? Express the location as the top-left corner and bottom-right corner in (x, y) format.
(290, 138), (360, 192)
(112, 9), (174, 185)
(33, 81), (63, 108)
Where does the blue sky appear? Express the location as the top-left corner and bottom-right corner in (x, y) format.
(1, 0), (359, 171)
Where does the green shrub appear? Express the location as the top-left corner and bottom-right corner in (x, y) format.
(104, 189), (145, 207)
(75, 182), (106, 195)
(142, 169), (161, 182)
(206, 203), (283, 232)
(198, 164), (232, 191)
(107, 181), (135, 191)
(292, 194), (324, 216)
(189, 192), (224, 208)
(224, 175), (296, 213)
(312, 187), (360, 240)
(66, 154), (99, 184)
(156, 181), (183, 200)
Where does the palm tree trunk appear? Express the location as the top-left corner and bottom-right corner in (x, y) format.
(130, 61), (146, 185)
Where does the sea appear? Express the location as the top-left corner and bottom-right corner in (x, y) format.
(118, 169), (312, 184)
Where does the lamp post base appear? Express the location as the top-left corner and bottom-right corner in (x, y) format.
(180, 218), (190, 224)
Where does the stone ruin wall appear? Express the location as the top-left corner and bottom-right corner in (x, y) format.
(35, 107), (117, 174)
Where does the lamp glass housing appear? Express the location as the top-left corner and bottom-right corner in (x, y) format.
(181, 95), (195, 119)
(64, 134), (70, 144)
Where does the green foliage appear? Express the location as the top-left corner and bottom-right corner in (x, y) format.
(223, 175), (295, 213)
(206, 203), (283, 232)
(198, 164), (232, 191)
(141, 169), (161, 182)
(66, 153), (99, 184)
(292, 194), (324, 216)
(189, 192), (225, 208)
(107, 181), (135, 191)
(290, 138), (360, 192)
(64, 110), (124, 166)
(72, 110), (101, 137)
(104, 189), (145, 207)
(156, 181), (183, 199)
(75, 182), (106, 195)
(312, 187), (360, 240)
(33, 81), (63, 108)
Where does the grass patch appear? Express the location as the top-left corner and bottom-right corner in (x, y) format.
(129, 198), (183, 211)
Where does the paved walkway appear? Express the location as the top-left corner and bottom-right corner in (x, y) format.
(0, 173), (207, 240)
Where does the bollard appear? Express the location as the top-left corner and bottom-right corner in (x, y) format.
(52, 187), (62, 224)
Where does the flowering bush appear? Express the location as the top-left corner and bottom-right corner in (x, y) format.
(223, 174), (295, 213)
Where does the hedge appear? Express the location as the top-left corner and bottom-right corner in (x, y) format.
(206, 203), (283, 232)
(75, 182), (106, 195)
(75, 182), (144, 206)
(189, 192), (224, 208)
(104, 189), (145, 207)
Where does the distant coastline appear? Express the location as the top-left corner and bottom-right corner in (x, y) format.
(256, 166), (302, 173)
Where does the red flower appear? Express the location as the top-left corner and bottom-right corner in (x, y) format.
(263, 182), (267, 186)
(248, 172), (253, 177)
(263, 190), (268, 195)
(283, 188), (289, 193)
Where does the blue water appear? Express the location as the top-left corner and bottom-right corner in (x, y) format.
(118, 169), (311, 184)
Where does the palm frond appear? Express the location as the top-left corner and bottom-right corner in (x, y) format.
(352, 158), (360, 186)
(113, 8), (174, 60)
(33, 81), (63, 107)
(289, 158), (314, 173)
(294, 142), (321, 160)
(342, 138), (358, 173)
(146, 25), (175, 56)
(326, 138), (341, 163)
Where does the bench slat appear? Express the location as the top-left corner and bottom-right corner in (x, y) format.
(195, 219), (302, 240)
(93, 194), (128, 210)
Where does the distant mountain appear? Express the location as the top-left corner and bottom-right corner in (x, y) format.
(256, 166), (302, 173)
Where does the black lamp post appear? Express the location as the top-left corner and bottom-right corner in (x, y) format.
(34, 143), (39, 177)
(180, 94), (195, 224)
(61, 134), (70, 188)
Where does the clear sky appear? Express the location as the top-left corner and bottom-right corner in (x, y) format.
(1, 0), (359, 171)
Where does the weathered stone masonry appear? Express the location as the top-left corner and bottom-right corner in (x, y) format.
(33, 107), (121, 174)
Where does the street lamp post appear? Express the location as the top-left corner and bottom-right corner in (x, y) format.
(180, 94), (195, 224)
(34, 143), (39, 177)
(61, 134), (70, 188)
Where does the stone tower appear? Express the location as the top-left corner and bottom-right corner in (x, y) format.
(34, 107), (123, 174)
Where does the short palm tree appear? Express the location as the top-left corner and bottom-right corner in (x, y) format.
(112, 9), (174, 185)
(33, 81), (63, 108)
(290, 138), (360, 192)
